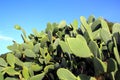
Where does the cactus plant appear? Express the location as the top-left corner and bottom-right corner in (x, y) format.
(0, 15), (120, 80)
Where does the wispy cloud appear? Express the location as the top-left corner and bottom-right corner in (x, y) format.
(0, 35), (13, 41)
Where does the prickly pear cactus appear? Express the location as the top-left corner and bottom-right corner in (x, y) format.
(0, 15), (120, 80)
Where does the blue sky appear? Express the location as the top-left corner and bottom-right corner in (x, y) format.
(0, 0), (120, 54)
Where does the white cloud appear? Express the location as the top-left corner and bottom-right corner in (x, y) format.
(0, 35), (14, 41)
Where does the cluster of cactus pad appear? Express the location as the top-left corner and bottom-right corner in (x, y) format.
(0, 15), (120, 80)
